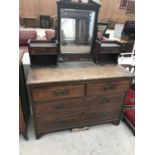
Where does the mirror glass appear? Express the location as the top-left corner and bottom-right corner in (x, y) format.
(60, 9), (95, 54)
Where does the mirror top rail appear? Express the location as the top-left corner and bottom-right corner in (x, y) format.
(57, 0), (101, 10)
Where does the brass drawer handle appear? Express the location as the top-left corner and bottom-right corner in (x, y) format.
(53, 89), (68, 96)
(101, 97), (110, 104)
(103, 83), (113, 91)
(55, 103), (64, 110)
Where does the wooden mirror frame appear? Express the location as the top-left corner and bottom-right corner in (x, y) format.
(57, 0), (100, 61)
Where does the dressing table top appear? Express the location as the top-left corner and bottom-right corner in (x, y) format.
(27, 61), (133, 85)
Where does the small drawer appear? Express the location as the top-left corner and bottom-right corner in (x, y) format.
(99, 47), (120, 53)
(31, 84), (85, 102)
(30, 47), (57, 55)
(87, 80), (130, 96)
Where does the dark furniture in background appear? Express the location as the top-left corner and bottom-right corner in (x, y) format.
(27, 62), (133, 139)
(114, 21), (135, 57)
(28, 40), (59, 66)
(122, 41), (135, 56)
(21, 16), (37, 28)
(121, 21), (135, 41)
(19, 50), (30, 140)
(97, 22), (110, 38)
(40, 15), (52, 28)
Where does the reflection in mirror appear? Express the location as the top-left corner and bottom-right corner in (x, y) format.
(60, 9), (95, 54)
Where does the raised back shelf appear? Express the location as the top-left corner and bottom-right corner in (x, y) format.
(93, 40), (122, 64)
(28, 40), (59, 66)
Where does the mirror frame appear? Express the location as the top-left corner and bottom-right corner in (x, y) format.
(57, 0), (100, 61)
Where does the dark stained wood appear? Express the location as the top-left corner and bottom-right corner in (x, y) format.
(19, 100), (27, 138)
(28, 40), (59, 66)
(27, 61), (132, 139)
(36, 109), (120, 132)
(34, 95), (124, 115)
(19, 50), (30, 140)
(57, 0), (100, 60)
(87, 80), (130, 96)
(30, 47), (57, 55)
(22, 17), (37, 28)
(93, 40), (122, 64)
(31, 84), (85, 102)
(27, 62), (133, 85)
(19, 100), (29, 140)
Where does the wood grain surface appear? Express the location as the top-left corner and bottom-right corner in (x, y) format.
(27, 61), (133, 84)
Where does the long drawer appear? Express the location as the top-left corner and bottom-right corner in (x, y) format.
(35, 109), (120, 132)
(34, 94), (124, 115)
(31, 84), (85, 102)
(87, 80), (130, 96)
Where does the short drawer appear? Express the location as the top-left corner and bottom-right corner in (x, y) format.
(35, 109), (120, 132)
(31, 84), (85, 102)
(86, 80), (130, 96)
(30, 47), (57, 55)
(99, 47), (121, 53)
(34, 94), (124, 115)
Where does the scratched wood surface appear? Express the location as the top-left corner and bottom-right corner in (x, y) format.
(27, 61), (133, 85)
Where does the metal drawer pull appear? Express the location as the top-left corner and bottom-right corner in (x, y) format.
(55, 103), (64, 110)
(103, 83), (113, 91)
(101, 97), (110, 104)
(53, 89), (68, 96)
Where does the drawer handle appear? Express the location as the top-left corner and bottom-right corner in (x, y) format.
(103, 84), (113, 91)
(80, 111), (85, 115)
(55, 103), (64, 110)
(101, 97), (110, 104)
(56, 119), (64, 123)
(53, 90), (68, 96)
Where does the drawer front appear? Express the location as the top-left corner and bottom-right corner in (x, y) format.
(31, 84), (85, 102)
(100, 47), (120, 53)
(87, 80), (130, 96)
(35, 109), (120, 132)
(34, 94), (124, 115)
(30, 47), (57, 55)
